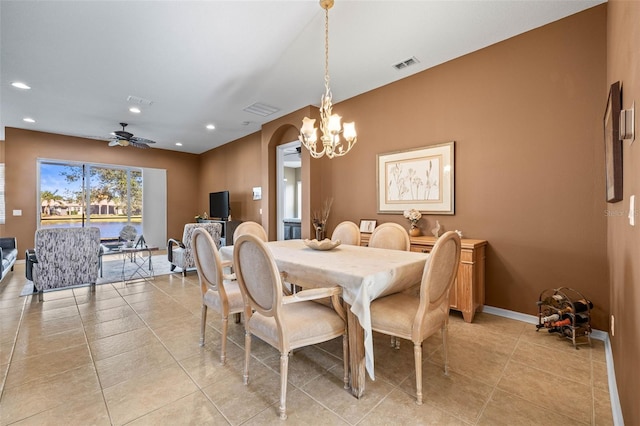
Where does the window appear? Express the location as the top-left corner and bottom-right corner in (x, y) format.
(38, 160), (143, 239)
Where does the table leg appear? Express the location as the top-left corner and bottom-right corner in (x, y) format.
(346, 307), (366, 398)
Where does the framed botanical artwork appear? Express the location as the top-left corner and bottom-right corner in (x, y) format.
(359, 219), (377, 233)
(604, 81), (622, 203)
(377, 142), (455, 214)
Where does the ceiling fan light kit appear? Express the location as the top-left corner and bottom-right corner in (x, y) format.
(108, 122), (156, 149)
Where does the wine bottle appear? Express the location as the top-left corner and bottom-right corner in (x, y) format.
(541, 314), (559, 323)
(572, 299), (593, 313)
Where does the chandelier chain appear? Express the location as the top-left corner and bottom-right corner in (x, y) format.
(324, 6), (330, 93)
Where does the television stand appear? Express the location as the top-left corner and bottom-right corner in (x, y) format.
(209, 219), (241, 246)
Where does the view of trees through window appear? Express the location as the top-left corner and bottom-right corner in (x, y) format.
(39, 161), (143, 239)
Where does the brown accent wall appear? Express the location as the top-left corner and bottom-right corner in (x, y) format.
(3, 128), (200, 254)
(198, 131), (262, 222)
(607, 0), (640, 423)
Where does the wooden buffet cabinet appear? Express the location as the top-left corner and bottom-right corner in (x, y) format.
(361, 233), (487, 323)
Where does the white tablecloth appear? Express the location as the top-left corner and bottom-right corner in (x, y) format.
(220, 239), (428, 379)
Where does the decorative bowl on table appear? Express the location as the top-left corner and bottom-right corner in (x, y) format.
(303, 238), (341, 251)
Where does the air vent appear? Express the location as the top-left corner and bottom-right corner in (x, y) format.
(243, 102), (280, 117)
(126, 95), (154, 106)
(393, 56), (420, 70)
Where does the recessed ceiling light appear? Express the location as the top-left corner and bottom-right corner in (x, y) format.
(23, 117), (35, 123)
(175, 142), (183, 146)
(206, 124), (215, 130)
(129, 107), (141, 114)
(12, 82), (31, 90)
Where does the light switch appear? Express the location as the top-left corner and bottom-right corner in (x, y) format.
(12, 210), (22, 216)
(629, 195), (635, 226)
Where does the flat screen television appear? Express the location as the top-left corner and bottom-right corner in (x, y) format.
(209, 190), (230, 220)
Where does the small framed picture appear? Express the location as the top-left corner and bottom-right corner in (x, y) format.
(359, 219), (377, 233)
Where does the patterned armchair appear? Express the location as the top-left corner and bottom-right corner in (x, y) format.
(167, 223), (222, 276)
(26, 227), (101, 301)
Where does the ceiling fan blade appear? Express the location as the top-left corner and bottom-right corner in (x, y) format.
(129, 141), (151, 149)
(108, 140), (120, 147)
(131, 136), (156, 144)
(115, 130), (133, 140)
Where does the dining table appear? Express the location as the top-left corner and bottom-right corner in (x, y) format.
(220, 239), (429, 398)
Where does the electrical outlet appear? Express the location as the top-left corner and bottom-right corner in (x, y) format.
(611, 314), (615, 337)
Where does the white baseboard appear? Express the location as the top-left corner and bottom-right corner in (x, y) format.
(482, 305), (623, 425)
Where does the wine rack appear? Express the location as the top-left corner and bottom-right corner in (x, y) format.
(536, 287), (592, 349)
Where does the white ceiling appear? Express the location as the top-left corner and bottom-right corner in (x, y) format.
(1, 0), (604, 154)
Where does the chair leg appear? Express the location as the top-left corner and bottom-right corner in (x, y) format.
(279, 353), (289, 420)
(342, 332), (349, 390)
(182, 269), (187, 277)
(220, 315), (229, 365)
(442, 323), (449, 376)
(90, 282), (96, 293)
(38, 290), (44, 302)
(170, 264), (176, 271)
(391, 336), (400, 350)
(414, 342), (423, 405)
(200, 304), (207, 347)
(243, 329), (251, 385)
(234, 312), (241, 324)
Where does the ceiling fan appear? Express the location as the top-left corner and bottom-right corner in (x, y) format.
(108, 122), (156, 149)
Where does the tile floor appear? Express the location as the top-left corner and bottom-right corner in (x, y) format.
(0, 263), (613, 425)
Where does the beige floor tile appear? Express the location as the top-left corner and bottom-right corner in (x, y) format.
(243, 387), (349, 425)
(4, 342), (92, 389)
(201, 360), (281, 425)
(156, 328), (213, 360)
(178, 343), (245, 388)
(83, 314), (147, 342)
(452, 311), (528, 339)
(361, 387), (470, 425)
(302, 366), (395, 425)
(76, 295), (129, 314)
(10, 390), (111, 426)
(135, 304), (195, 329)
(593, 360), (610, 391)
(103, 363), (199, 425)
(261, 344), (343, 388)
(510, 339), (592, 384)
(594, 386), (614, 425)
(399, 360), (494, 424)
(21, 303), (79, 322)
(126, 390), (229, 425)
(478, 389), (588, 425)
(0, 296), (27, 309)
(13, 327), (87, 359)
(519, 326), (593, 359)
(89, 326), (159, 361)
(497, 360), (593, 424)
(0, 364), (101, 425)
(78, 303), (138, 326)
(19, 313), (84, 340)
(0, 338), (14, 365)
(0, 316), (21, 343)
(95, 339), (176, 388)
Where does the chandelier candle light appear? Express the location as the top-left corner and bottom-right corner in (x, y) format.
(299, 0), (357, 159)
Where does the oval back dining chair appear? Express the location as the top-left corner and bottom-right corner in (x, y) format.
(331, 221), (361, 246)
(369, 231), (461, 405)
(233, 234), (349, 420)
(368, 222), (410, 251)
(233, 221), (268, 244)
(192, 228), (245, 364)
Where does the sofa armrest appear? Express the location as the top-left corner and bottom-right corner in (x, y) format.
(167, 238), (185, 262)
(25, 249), (37, 281)
(0, 237), (17, 251)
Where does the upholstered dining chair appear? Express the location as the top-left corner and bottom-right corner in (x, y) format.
(368, 222), (410, 251)
(232, 221), (268, 244)
(331, 221), (361, 246)
(369, 231), (461, 405)
(191, 228), (245, 365)
(233, 234), (349, 420)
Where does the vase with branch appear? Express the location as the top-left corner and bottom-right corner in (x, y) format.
(312, 198), (333, 241)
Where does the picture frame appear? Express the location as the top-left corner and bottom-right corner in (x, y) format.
(377, 141), (455, 214)
(359, 219), (377, 233)
(604, 81), (622, 203)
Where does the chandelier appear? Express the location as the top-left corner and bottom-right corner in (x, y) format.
(299, 0), (357, 159)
